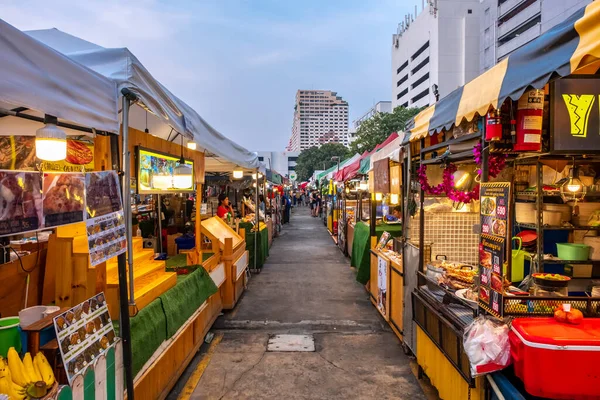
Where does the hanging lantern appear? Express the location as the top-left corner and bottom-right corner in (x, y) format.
(173, 135), (193, 189)
(187, 142), (197, 150)
(359, 180), (368, 191)
(173, 163), (193, 189)
(152, 175), (172, 190)
(375, 192), (383, 201)
(390, 193), (400, 205)
(560, 164), (586, 203)
(233, 169), (244, 179)
(36, 115), (67, 161)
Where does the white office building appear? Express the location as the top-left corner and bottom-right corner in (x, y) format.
(391, 0), (481, 109)
(352, 101), (392, 131)
(256, 151), (300, 178)
(288, 90), (349, 151)
(480, 0), (592, 72)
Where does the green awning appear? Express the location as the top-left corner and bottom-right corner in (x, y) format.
(358, 155), (372, 175)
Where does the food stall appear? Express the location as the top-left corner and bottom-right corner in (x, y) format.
(402, 3), (600, 398)
(0, 23), (259, 400)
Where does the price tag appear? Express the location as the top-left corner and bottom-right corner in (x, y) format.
(493, 255), (501, 275)
(496, 205), (506, 219)
(481, 273), (489, 285)
(482, 224), (490, 234)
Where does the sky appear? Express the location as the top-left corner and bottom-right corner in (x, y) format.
(2, 0), (415, 151)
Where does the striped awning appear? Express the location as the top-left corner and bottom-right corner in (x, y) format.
(407, 1), (600, 143)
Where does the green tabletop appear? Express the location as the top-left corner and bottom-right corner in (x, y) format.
(239, 222), (270, 269)
(351, 222), (403, 284)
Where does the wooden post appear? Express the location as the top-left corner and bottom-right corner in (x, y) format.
(55, 239), (73, 307)
(222, 237), (234, 309)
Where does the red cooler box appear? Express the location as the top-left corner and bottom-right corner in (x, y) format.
(510, 318), (600, 399)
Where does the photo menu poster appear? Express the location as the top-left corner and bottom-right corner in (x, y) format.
(377, 256), (388, 318)
(53, 292), (117, 384)
(85, 171), (126, 267)
(0, 171), (43, 236)
(42, 173), (85, 228)
(479, 182), (512, 318)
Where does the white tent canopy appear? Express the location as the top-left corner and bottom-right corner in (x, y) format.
(0, 19), (119, 133)
(27, 28), (259, 171)
(369, 133), (405, 171)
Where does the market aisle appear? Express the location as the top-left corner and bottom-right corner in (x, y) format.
(176, 209), (427, 399)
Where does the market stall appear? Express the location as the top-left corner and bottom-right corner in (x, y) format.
(401, 3), (600, 398)
(0, 22), (259, 400)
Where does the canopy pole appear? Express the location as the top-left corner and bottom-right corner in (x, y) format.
(121, 90), (136, 307)
(113, 91), (135, 400)
(254, 169), (259, 272)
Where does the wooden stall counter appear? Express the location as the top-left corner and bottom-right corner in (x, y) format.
(201, 217), (248, 310)
(369, 248), (404, 341)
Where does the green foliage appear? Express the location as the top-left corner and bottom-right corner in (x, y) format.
(350, 106), (423, 154)
(295, 143), (351, 182)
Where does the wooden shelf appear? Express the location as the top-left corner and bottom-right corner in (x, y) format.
(515, 223), (600, 231)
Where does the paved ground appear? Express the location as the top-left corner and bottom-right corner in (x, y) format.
(172, 209), (427, 400)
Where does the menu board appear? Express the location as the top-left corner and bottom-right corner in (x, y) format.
(53, 293), (117, 384)
(85, 171), (126, 266)
(42, 173), (85, 227)
(0, 136), (94, 172)
(479, 182), (511, 317)
(377, 256), (388, 317)
(0, 171), (43, 236)
(137, 147), (194, 194)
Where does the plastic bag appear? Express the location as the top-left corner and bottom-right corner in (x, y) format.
(463, 316), (511, 376)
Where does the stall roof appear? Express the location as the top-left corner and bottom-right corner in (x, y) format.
(368, 132), (405, 171)
(336, 132), (401, 182)
(0, 19), (119, 133)
(27, 28), (259, 170)
(317, 153), (361, 181)
(406, 1), (600, 143)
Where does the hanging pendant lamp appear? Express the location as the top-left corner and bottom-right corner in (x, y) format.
(174, 134), (193, 189)
(36, 115), (67, 161)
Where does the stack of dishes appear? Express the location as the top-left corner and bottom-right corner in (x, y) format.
(516, 230), (537, 250)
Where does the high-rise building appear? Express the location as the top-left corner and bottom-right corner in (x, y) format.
(288, 90), (349, 151)
(255, 151), (299, 178)
(352, 101), (392, 131)
(391, 0), (481, 109)
(480, 0), (592, 72)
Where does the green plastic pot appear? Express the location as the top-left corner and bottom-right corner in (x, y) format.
(0, 317), (21, 357)
(556, 243), (590, 261)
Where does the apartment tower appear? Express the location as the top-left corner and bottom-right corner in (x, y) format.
(480, 0), (592, 72)
(288, 90), (349, 151)
(392, 0), (481, 108)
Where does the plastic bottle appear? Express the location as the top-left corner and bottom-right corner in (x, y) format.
(136, 226), (142, 237)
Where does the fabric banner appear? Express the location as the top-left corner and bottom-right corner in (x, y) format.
(0, 136), (94, 172)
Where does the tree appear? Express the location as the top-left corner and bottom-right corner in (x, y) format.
(295, 143), (351, 182)
(350, 106), (423, 154)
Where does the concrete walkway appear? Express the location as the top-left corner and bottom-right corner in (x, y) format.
(180, 209), (426, 399)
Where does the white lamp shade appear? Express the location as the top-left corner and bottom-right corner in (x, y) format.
(187, 142), (197, 150)
(359, 181), (368, 191)
(152, 175), (172, 189)
(375, 192), (383, 201)
(390, 193), (399, 205)
(233, 170), (244, 179)
(36, 123), (67, 161)
(252, 173), (257, 180)
(174, 164), (193, 189)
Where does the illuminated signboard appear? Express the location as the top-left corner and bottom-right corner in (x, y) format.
(551, 77), (600, 152)
(136, 147), (194, 194)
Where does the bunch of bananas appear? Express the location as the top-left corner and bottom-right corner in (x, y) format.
(0, 348), (55, 399)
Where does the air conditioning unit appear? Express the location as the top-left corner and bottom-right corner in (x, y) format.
(143, 238), (157, 252)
